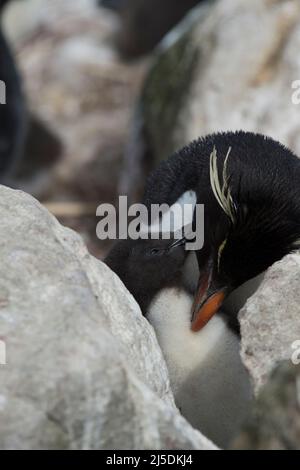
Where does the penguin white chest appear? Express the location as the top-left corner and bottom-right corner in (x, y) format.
(147, 288), (227, 390)
(147, 288), (253, 448)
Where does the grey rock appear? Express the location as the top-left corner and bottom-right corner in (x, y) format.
(231, 255), (300, 450)
(239, 253), (300, 394)
(231, 361), (300, 450)
(0, 185), (216, 449)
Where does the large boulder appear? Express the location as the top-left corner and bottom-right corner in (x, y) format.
(0, 185), (216, 450)
(230, 253), (300, 450)
(127, 0), (300, 192)
(232, 362), (300, 450)
(239, 253), (300, 394)
(230, 252), (300, 447)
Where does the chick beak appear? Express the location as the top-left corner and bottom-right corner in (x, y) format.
(191, 267), (227, 332)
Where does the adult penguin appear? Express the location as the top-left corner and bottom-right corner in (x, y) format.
(142, 131), (300, 331)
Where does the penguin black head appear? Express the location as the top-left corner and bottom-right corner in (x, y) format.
(142, 131), (300, 331)
(105, 236), (187, 313)
(191, 189), (300, 330)
(192, 139), (300, 331)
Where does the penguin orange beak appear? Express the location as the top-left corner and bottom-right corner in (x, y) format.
(191, 269), (227, 332)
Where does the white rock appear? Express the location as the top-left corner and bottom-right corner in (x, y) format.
(0, 185), (216, 449)
(239, 253), (300, 394)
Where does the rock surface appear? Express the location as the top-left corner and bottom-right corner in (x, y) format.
(0, 185), (216, 450)
(134, 0), (300, 175)
(232, 362), (300, 450)
(231, 254), (300, 450)
(239, 253), (300, 394)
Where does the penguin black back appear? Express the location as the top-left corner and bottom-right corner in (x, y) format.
(143, 131), (300, 211)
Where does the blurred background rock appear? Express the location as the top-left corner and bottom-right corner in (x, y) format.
(0, 0), (212, 258)
(1, 0), (300, 259)
(127, 0), (300, 199)
(1, 0), (148, 257)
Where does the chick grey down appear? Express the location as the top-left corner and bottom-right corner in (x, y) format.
(147, 285), (253, 448)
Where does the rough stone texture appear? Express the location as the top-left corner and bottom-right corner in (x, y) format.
(0, 185), (216, 450)
(239, 253), (300, 394)
(135, 0), (300, 173)
(231, 362), (300, 450)
(232, 254), (300, 450)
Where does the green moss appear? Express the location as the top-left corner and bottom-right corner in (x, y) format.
(141, 30), (199, 164)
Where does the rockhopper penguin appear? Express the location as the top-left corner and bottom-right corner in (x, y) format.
(143, 131), (300, 331)
(105, 236), (253, 448)
(105, 130), (300, 446)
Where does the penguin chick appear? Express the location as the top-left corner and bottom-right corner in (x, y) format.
(105, 236), (253, 447)
(147, 287), (253, 449)
(105, 236), (187, 314)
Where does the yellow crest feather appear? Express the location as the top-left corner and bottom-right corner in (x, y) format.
(217, 238), (227, 272)
(209, 146), (235, 223)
